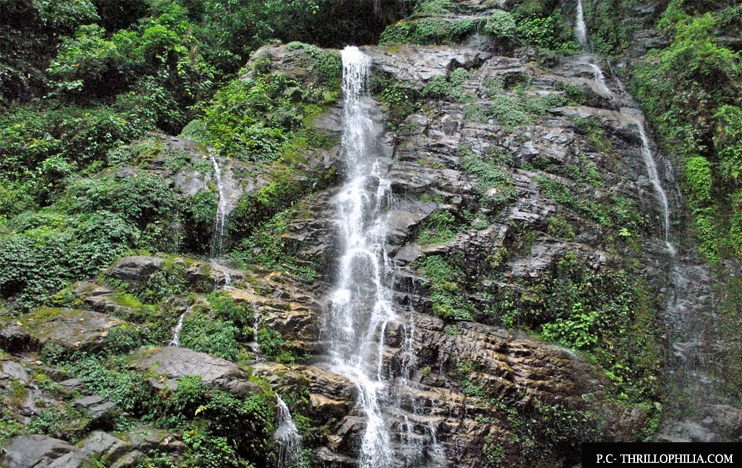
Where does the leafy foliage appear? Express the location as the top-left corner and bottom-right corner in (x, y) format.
(460, 147), (516, 211)
(201, 46), (340, 163)
(0, 212), (137, 309)
(0, 104), (150, 191)
(379, 17), (481, 45)
(416, 210), (459, 244)
(413, 255), (474, 321)
(484, 10), (517, 39)
(632, 1), (741, 262)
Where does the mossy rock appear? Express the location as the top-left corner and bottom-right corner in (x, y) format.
(9, 308), (128, 354)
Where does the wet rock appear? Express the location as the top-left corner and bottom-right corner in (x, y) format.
(72, 282), (132, 317)
(370, 45), (493, 83)
(0, 325), (32, 353)
(59, 378), (83, 392)
(706, 404), (742, 440)
(121, 426), (185, 455)
(1, 360), (30, 383)
(315, 446), (358, 468)
(109, 450), (146, 468)
(74, 395), (105, 407)
(73, 396), (118, 427)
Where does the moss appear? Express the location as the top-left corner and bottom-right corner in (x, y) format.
(379, 17), (483, 46)
(413, 254), (474, 321)
(21, 307), (80, 327)
(112, 292), (143, 309)
(416, 210), (460, 245)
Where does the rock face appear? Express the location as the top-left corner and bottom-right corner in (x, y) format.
(234, 38), (672, 467)
(3, 308), (126, 354)
(4, 2), (737, 467)
(131, 346), (259, 395)
(3, 435), (94, 468)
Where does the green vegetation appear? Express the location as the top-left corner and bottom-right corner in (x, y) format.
(629, 0), (742, 405)
(413, 254), (474, 321)
(633, 0), (742, 262)
(2, 0), (742, 463)
(416, 210), (460, 244)
(200, 46), (341, 163)
(379, 17), (481, 46)
(0, 38), (339, 310)
(379, 0), (578, 53)
(58, 354), (275, 467)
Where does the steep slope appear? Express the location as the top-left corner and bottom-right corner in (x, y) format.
(2, 0), (741, 467)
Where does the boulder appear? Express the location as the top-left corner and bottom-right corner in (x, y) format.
(107, 256), (164, 284)
(78, 431), (131, 463)
(12, 308), (125, 353)
(1, 435), (93, 468)
(129, 346), (258, 395)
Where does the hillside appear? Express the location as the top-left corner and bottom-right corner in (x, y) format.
(1, 1), (741, 467)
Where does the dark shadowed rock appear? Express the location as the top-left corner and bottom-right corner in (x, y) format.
(108, 256), (164, 284)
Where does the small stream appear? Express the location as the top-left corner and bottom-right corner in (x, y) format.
(576, 47), (738, 441)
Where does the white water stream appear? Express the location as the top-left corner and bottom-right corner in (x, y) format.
(575, 0), (588, 48)
(168, 312), (186, 347)
(635, 121), (672, 244)
(210, 153), (230, 258)
(578, 27), (736, 441)
(275, 396), (304, 468)
(583, 59), (672, 244)
(329, 45), (396, 468)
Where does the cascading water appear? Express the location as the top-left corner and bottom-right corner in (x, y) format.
(252, 302), (262, 358)
(210, 153), (230, 259)
(579, 43), (736, 441)
(583, 60), (671, 245)
(588, 62), (613, 97)
(275, 396), (304, 468)
(575, 0), (588, 48)
(328, 45), (396, 468)
(635, 121), (671, 245)
(168, 312), (186, 347)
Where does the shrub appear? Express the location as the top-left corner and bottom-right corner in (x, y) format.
(684, 156), (713, 205)
(0, 211), (137, 309)
(379, 17), (481, 45)
(541, 302), (599, 349)
(461, 152), (516, 211)
(66, 356), (151, 413)
(66, 173), (176, 231)
(201, 47), (340, 163)
(0, 104), (147, 189)
(484, 10), (517, 39)
(414, 255), (474, 321)
(715, 105), (742, 184)
(417, 210), (459, 244)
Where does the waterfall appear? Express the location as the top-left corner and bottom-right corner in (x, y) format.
(168, 312), (185, 347)
(575, 0), (588, 48)
(589, 61), (730, 439)
(636, 121), (672, 245)
(252, 302), (262, 358)
(588, 63), (613, 97)
(210, 153), (230, 258)
(329, 45), (395, 468)
(584, 60), (671, 246)
(275, 396), (303, 468)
